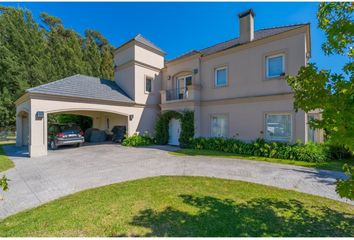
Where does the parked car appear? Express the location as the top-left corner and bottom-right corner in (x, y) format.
(48, 124), (84, 150)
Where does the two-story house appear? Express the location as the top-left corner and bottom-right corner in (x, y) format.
(15, 9), (322, 157)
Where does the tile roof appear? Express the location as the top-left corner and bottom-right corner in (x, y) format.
(167, 23), (308, 62)
(115, 34), (165, 54)
(134, 34), (165, 54)
(27, 74), (134, 103)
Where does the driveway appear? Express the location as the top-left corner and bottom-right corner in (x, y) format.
(1, 144), (352, 219)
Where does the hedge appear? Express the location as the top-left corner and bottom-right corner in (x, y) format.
(188, 137), (332, 162)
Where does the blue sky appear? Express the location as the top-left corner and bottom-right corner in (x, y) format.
(2, 2), (348, 74)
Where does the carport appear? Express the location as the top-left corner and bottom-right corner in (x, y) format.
(15, 75), (159, 157)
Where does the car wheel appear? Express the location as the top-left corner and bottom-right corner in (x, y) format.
(50, 140), (57, 150)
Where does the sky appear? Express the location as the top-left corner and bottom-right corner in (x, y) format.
(1, 2), (348, 75)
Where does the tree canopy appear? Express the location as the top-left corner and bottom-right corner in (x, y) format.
(0, 6), (114, 129)
(287, 2), (353, 152)
(287, 2), (353, 200)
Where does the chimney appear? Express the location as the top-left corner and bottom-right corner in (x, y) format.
(238, 9), (255, 43)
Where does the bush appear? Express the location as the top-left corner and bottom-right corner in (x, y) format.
(189, 137), (331, 162)
(122, 133), (154, 147)
(326, 144), (353, 160)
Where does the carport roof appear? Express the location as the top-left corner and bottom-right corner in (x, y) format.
(26, 74), (134, 103)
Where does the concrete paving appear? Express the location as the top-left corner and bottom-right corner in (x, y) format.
(1, 143), (352, 219)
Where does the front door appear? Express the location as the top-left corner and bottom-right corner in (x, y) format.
(168, 118), (181, 146)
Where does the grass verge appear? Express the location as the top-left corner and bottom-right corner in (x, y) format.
(0, 142), (14, 172)
(170, 149), (353, 172)
(0, 176), (353, 237)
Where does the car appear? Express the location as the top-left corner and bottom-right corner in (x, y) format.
(48, 124), (84, 150)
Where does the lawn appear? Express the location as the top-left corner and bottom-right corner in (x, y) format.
(170, 149), (353, 172)
(0, 176), (353, 237)
(0, 142), (14, 172)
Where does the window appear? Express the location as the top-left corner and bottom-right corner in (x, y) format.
(307, 114), (318, 142)
(266, 54), (285, 78)
(176, 75), (192, 99)
(211, 114), (228, 137)
(145, 76), (153, 93)
(265, 113), (292, 142)
(214, 66), (228, 87)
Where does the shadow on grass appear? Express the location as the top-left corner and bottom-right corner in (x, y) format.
(125, 195), (353, 237)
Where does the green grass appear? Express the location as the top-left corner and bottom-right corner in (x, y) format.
(0, 141), (14, 172)
(0, 176), (353, 237)
(170, 149), (353, 172)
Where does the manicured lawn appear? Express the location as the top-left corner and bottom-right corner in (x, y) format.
(0, 176), (353, 237)
(0, 142), (14, 172)
(170, 149), (353, 172)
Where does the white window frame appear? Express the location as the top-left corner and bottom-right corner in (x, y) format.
(214, 66), (228, 87)
(265, 53), (285, 79)
(145, 76), (153, 94)
(264, 112), (292, 142)
(210, 114), (229, 138)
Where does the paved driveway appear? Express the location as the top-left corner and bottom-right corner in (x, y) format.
(1, 144), (352, 219)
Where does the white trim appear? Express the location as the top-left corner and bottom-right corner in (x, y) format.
(265, 53), (285, 79)
(264, 112), (292, 142)
(214, 66), (228, 87)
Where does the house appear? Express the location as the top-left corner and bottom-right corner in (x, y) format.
(15, 9), (323, 157)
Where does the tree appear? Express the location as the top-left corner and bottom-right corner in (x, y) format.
(287, 2), (353, 200)
(0, 6), (115, 129)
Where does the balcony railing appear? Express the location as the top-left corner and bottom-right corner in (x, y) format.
(166, 88), (189, 101)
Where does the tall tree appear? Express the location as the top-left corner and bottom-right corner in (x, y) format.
(287, 2), (353, 199)
(0, 6), (115, 130)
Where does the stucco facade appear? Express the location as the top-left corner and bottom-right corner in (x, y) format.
(16, 9), (322, 157)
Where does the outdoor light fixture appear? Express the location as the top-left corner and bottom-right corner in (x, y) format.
(36, 111), (44, 120)
(129, 114), (134, 121)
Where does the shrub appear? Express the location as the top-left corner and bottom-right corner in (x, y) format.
(326, 144), (353, 160)
(122, 133), (154, 147)
(189, 137), (331, 162)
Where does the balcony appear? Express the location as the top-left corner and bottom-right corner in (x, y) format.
(161, 85), (201, 104)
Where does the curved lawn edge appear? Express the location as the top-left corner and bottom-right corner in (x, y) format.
(0, 143), (15, 172)
(170, 149), (352, 172)
(0, 176), (353, 237)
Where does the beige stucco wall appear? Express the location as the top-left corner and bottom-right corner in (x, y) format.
(114, 65), (135, 100)
(163, 56), (201, 90)
(161, 27), (312, 143)
(199, 95), (306, 143)
(134, 45), (164, 69)
(200, 33), (307, 101)
(134, 65), (161, 105)
(114, 43), (164, 105)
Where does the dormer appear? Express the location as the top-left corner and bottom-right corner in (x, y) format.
(114, 34), (165, 104)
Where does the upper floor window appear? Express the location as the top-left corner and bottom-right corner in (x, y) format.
(265, 113), (292, 142)
(266, 53), (285, 79)
(214, 66), (228, 87)
(145, 76), (153, 93)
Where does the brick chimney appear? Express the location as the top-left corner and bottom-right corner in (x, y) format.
(238, 9), (255, 43)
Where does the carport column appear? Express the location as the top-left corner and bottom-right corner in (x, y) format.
(127, 113), (138, 136)
(29, 108), (48, 157)
(16, 115), (23, 146)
